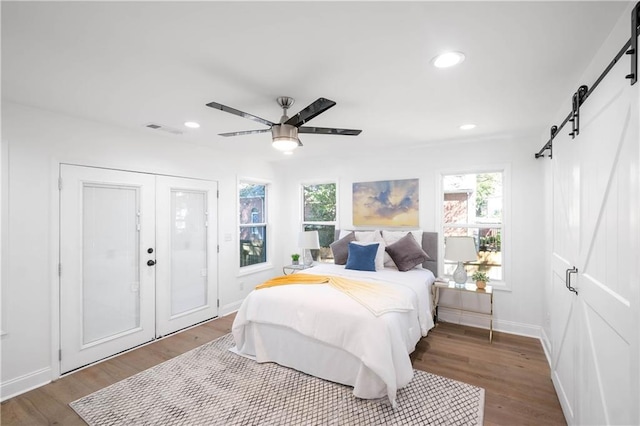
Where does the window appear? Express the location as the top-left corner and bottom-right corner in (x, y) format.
(301, 183), (336, 262)
(442, 171), (504, 282)
(239, 181), (267, 267)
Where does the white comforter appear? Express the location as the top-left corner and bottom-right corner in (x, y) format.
(232, 264), (435, 406)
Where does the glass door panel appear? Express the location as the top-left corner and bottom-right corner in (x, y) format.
(170, 190), (207, 316)
(83, 184), (140, 344)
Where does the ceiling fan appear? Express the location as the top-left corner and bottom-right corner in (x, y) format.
(206, 96), (362, 152)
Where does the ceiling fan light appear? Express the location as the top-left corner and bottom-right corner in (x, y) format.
(271, 124), (299, 151)
(272, 138), (299, 151)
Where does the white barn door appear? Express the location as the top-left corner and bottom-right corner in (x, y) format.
(551, 59), (639, 424)
(550, 123), (580, 424)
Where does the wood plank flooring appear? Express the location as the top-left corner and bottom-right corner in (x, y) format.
(1, 314), (565, 425)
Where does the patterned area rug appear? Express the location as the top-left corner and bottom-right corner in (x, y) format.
(70, 334), (484, 425)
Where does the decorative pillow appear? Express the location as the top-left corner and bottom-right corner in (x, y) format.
(330, 232), (356, 265)
(354, 230), (380, 242)
(352, 241), (385, 270)
(385, 233), (431, 272)
(345, 242), (379, 272)
(382, 230), (424, 268)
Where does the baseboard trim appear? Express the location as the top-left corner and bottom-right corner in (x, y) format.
(540, 327), (552, 367)
(220, 301), (242, 317)
(1, 367), (51, 402)
(437, 307), (541, 339)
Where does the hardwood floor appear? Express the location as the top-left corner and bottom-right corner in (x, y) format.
(413, 321), (566, 425)
(2, 314), (565, 425)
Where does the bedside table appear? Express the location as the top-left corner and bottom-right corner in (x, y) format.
(433, 282), (494, 343)
(282, 264), (312, 275)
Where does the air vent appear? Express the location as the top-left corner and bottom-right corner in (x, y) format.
(145, 123), (183, 135)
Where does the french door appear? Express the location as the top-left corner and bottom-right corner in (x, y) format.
(550, 59), (639, 425)
(60, 165), (218, 374)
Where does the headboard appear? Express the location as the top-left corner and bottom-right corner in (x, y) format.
(333, 230), (439, 277)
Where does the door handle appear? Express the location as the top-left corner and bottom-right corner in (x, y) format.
(147, 259), (156, 266)
(565, 267), (578, 295)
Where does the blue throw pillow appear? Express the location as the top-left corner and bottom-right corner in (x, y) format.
(345, 242), (379, 272)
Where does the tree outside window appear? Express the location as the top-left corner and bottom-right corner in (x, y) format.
(239, 182), (267, 267)
(302, 183), (336, 262)
(442, 172), (503, 281)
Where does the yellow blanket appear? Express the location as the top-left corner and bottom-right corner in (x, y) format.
(256, 274), (413, 316)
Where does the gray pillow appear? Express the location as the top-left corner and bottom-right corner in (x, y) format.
(385, 232), (431, 272)
(330, 232), (356, 265)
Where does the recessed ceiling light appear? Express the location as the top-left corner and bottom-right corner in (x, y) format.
(432, 51), (465, 68)
(460, 124), (476, 130)
(184, 121), (200, 129)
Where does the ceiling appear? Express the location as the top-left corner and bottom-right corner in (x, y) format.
(1, 1), (630, 161)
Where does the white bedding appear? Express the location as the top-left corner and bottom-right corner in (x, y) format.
(232, 263), (435, 406)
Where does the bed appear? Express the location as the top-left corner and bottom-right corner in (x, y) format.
(232, 230), (438, 407)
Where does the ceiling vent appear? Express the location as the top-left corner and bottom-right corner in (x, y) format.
(144, 123), (183, 135)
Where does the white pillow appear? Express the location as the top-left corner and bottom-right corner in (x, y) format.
(382, 230), (424, 268)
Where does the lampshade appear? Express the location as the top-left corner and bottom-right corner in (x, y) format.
(444, 236), (477, 261)
(271, 124), (300, 151)
(298, 230), (320, 249)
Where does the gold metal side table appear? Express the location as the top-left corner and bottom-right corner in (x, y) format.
(433, 282), (494, 343)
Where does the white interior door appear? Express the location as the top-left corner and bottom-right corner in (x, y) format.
(572, 61), (638, 426)
(60, 165), (156, 373)
(550, 123), (580, 425)
(550, 59), (639, 425)
(155, 176), (218, 336)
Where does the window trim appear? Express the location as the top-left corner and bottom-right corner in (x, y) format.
(436, 164), (511, 291)
(237, 177), (272, 275)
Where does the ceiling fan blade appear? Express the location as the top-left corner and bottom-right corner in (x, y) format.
(285, 98), (336, 127)
(206, 101), (275, 127)
(299, 126), (362, 136)
(218, 129), (271, 137)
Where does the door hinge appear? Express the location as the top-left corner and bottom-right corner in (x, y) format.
(217, 245), (220, 253)
(58, 263), (62, 277)
(217, 190), (219, 199)
(217, 299), (220, 308)
(58, 177), (63, 190)
(59, 349), (62, 361)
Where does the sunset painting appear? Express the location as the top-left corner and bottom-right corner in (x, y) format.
(352, 178), (419, 227)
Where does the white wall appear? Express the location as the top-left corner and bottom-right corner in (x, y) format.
(273, 133), (547, 337)
(0, 102), (280, 399)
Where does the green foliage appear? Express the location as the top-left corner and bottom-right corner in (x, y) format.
(291, 253), (300, 261)
(471, 271), (490, 282)
(239, 183), (265, 198)
(304, 183), (336, 222)
(475, 174), (496, 217)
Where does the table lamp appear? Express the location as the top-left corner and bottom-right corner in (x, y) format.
(444, 236), (477, 285)
(298, 230), (320, 267)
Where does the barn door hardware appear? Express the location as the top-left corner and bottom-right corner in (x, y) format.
(535, 2), (640, 158)
(568, 85), (588, 139)
(534, 126), (557, 159)
(565, 267), (578, 295)
(625, 2), (639, 84)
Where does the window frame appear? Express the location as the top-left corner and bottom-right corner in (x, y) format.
(238, 178), (272, 275)
(300, 181), (338, 263)
(436, 164), (511, 291)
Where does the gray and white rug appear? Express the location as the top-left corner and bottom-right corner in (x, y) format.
(70, 334), (484, 425)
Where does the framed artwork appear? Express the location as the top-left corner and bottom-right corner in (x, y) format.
(352, 178), (419, 227)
